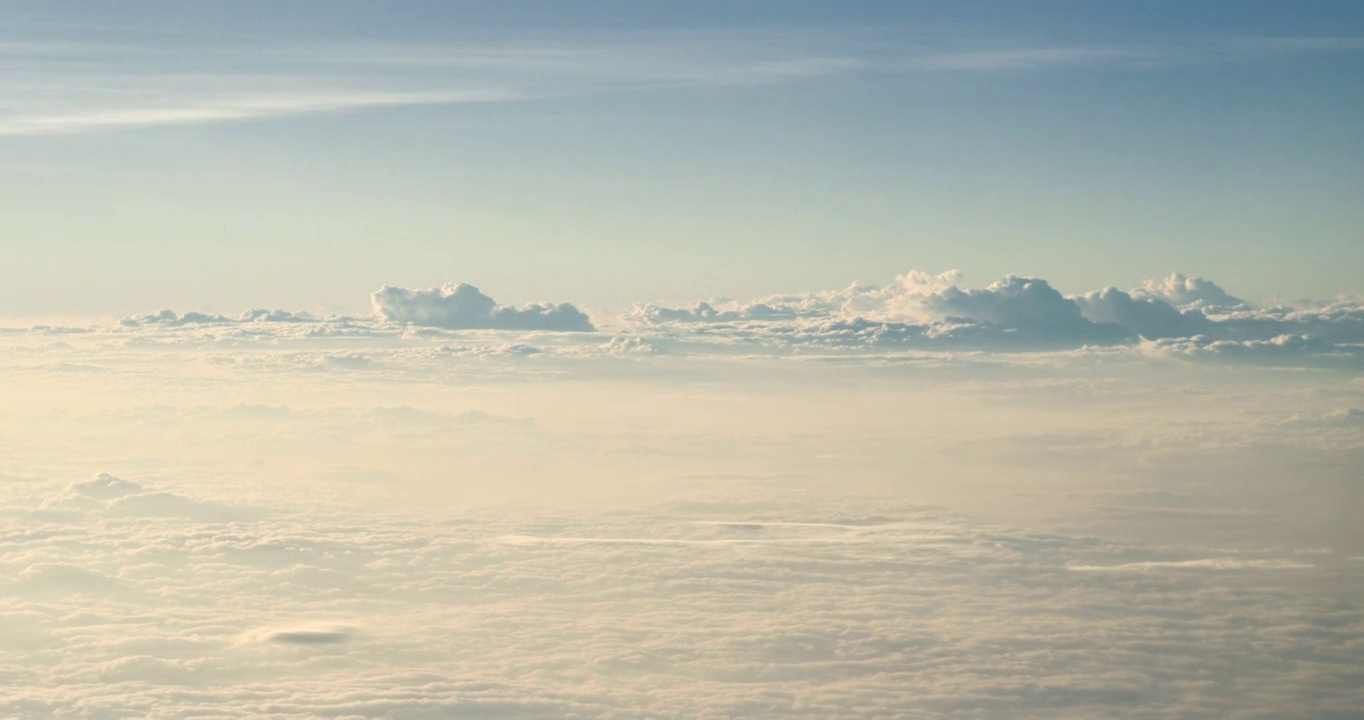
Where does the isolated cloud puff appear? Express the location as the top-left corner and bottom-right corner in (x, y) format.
(371, 283), (595, 331)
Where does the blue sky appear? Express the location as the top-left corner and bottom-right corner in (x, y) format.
(2, 0), (1362, 317)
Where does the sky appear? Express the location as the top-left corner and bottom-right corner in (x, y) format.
(2, 0), (1363, 318)
(2, 3), (1363, 718)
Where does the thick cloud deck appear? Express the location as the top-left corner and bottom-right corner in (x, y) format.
(2, 480), (1359, 718)
(371, 282), (595, 331)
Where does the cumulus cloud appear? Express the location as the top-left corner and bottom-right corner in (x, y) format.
(921, 275), (1129, 342)
(371, 282), (595, 331)
(1074, 287), (1209, 338)
(630, 274), (1132, 346)
(1133, 273), (1250, 311)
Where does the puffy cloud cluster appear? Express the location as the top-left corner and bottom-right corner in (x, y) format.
(626, 271), (1364, 363)
(371, 282), (595, 332)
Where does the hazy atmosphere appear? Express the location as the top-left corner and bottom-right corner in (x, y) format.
(2, 2), (1362, 718)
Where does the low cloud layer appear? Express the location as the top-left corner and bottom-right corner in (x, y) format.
(2, 473), (1359, 718)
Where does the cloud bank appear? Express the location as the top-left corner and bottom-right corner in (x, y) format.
(37, 272), (1364, 370)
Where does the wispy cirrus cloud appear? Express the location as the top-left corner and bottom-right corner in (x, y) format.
(0, 88), (521, 136)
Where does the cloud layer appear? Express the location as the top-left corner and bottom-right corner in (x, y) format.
(2, 473), (1359, 718)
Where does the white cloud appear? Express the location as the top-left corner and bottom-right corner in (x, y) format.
(623, 271), (1364, 362)
(121, 308), (318, 327)
(923, 275), (1127, 341)
(1132, 273), (1250, 311)
(371, 282), (595, 332)
(1074, 286), (1209, 338)
(0, 90), (519, 136)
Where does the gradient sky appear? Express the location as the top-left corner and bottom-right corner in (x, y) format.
(2, 0), (1362, 318)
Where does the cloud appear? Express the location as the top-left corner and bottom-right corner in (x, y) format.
(1074, 286), (1209, 338)
(120, 309), (233, 328)
(1140, 333), (1364, 369)
(627, 272), (1131, 351)
(12, 271), (1364, 368)
(0, 90), (519, 136)
(42, 473), (250, 521)
(120, 308), (317, 327)
(5, 29), (1359, 138)
(42, 472), (144, 512)
(623, 271), (1364, 362)
(1132, 273), (1250, 311)
(371, 282), (595, 332)
(923, 276), (1129, 342)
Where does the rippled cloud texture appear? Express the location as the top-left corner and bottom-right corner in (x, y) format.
(2, 270), (1362, 717)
